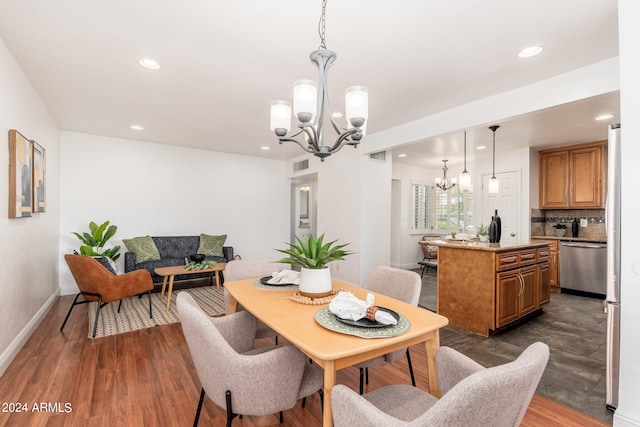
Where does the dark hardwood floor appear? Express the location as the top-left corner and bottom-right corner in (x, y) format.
(0, 290), (610, 427)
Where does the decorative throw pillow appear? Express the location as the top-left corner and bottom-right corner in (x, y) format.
(123, 235), (161, 264)
(94, 256), (121, 275)
(198, 233), (227, 257)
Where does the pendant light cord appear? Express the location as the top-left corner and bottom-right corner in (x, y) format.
(463, 131), (468, 173)
(489, 125), (500, 179)
(318, 0), (327, 49)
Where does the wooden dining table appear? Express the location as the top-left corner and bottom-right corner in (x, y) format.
(225, 278), (449, 427)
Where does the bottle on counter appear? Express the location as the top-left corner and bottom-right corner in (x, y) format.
(494, 209), (501, 242)
(572, 218), (579, 238)
(489, 216), (499, 243)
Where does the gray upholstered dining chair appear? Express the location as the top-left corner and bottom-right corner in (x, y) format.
(332, 342), (550, 427)
(177, 292), (323, 426)
(223, 259), (286, 342)
(356, 266), (422, 394)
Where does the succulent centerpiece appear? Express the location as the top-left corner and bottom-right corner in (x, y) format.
(276, 234), (352, 297)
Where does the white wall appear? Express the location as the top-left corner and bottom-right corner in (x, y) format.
(615, 1), (640, 425)
(59, 132), (290, 294)
(0, 38), (60, 375)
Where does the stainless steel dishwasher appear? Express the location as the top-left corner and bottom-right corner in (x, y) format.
(559, 241), (607, 297)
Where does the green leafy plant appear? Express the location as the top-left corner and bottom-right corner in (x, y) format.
(477, 223), (488, 236)
(184, 258), (216, 270)
(553, 223), (567, 229)
(276, 233), (353, 269)
(72, 220), (121, 260)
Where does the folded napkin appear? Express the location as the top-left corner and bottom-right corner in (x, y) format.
(267, 269), (300, 285)
(328, 291), (397, 325)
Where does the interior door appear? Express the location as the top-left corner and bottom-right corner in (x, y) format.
(482, 171), (521, 242)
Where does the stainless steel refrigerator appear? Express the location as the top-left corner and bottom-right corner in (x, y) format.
(605, 123), (621, 411)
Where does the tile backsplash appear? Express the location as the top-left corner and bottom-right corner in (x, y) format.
(531, 208), (606, 240)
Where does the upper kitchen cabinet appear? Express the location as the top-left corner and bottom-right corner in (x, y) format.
(539, 141), (606, 209)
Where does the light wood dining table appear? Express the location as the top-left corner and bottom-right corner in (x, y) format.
(225, 278), (449, 427)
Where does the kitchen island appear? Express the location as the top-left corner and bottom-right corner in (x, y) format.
(420, 239), (551, 336)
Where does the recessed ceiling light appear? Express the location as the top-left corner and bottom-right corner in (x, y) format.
(517, 45), (543, 58)
(138, 58), (160, 70)
(476, 145), (486, 150)
(397, 153), (407, 158)
(261, 146), (270, 151)
(595, 114), (614, 121)
(130, 125), (144, 130)
(331, 112), (343, 118)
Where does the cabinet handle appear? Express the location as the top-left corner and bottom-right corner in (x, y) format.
(518, 275), (524, 296)
(502, 256), (517, 264)
(521, 254), (535, 260)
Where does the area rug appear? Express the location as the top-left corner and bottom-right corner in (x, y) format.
(87, 286), (225, 339)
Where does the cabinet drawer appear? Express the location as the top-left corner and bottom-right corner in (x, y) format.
(496, 252), (519, 271)
(537, 247), (550, 262)
(496, 248), (541, 271)
(519, 249), (538, 266)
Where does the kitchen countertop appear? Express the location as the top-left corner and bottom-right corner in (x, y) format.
(531, 235), (607, 244)
(420, 239), (549, 252)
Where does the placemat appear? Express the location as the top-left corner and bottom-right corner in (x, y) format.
(252, 278), (298, 290)
(314, 307), (411, 338)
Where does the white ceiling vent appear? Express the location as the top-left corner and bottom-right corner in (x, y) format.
(293, 159), (309, 172)
(369, 151), (386, 161)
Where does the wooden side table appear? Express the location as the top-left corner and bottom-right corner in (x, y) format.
(155, 262), (226, 311)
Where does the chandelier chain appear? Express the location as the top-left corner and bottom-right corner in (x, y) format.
(318, 0), (327, 49)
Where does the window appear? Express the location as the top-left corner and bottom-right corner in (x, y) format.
(411, 182), (474, 233)
(411, 182), (430, 231)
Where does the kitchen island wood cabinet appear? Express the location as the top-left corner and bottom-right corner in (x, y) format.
(421, 240), (551, 336)
(532, 238), (560, 292)
(539, 141), (606, 209)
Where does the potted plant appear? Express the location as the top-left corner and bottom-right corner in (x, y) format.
(477, 223), (489, 242)
(72, 220), (121, 260)
(276, 233), (353, 297)
(553, 223), (567, 237)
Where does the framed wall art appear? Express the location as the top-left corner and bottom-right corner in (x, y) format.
(32, 140), (46, 212)
(8, 129), (33, 218)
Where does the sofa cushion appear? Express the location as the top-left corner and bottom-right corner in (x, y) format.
(94, 256), (120, 275)
(123, 235), (161, 264)
(198, 233), (227, 257)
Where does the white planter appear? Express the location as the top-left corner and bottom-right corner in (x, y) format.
(479, 235), (489, 242)
(299, 267), (333, 297)
(554, 228), (566, 237)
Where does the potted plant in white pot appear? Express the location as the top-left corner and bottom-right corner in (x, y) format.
(477, 223), (489, 242)
(276, 234), (353, 297)
(553, 223), (567, 237)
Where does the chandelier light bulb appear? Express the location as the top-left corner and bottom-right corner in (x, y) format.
(293, 80), (318, 122)
(270, 101), (292, 135)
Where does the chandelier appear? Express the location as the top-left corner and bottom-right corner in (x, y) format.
(269, 0), (368, 161)
(436, 160), (457, 191)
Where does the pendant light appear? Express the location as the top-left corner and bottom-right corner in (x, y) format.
(459, 131), (472, 192)
(488, 125), (500, 194)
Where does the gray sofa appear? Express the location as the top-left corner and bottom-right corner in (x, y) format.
(124, 236), (234, 285)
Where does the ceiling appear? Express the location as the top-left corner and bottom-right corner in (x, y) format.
(0, 1), (619, 166)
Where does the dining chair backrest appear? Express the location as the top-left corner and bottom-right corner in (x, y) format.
(223, 259), (287, 281)
(361, 266), (421, 306)
(177, 292), (309, 417)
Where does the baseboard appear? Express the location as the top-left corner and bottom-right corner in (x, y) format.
(0, 289), (60, 377)
(614, 409), (640, 427)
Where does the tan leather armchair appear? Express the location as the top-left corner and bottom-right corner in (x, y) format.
(61, 254), (154, 338)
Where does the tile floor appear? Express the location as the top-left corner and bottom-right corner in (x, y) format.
(416, 269), (613, 424)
